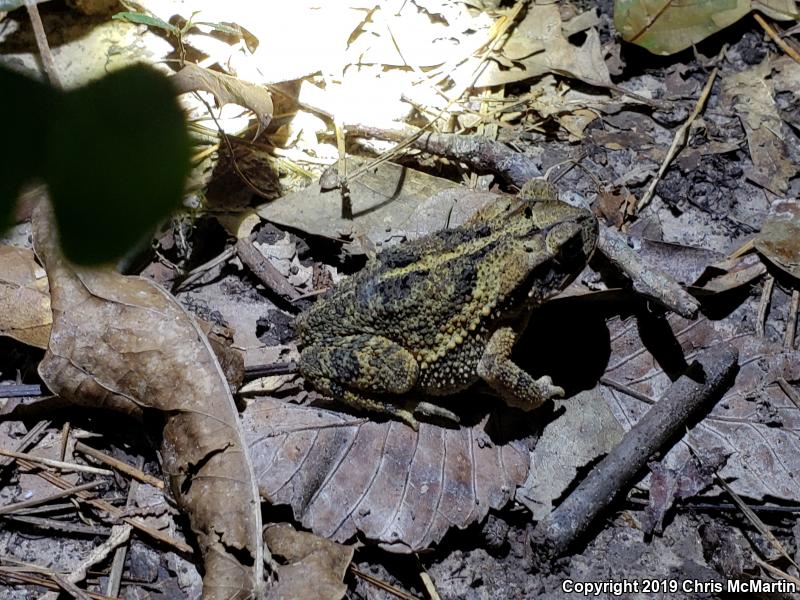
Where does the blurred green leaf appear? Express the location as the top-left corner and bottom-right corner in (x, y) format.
(0, 67), (56, 232)
(45, 65), (190, 264)
(615, 0), (799, 55)
(112, 11), (179, 35)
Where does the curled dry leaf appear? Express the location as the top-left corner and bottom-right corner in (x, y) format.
(602, 306), (800, 503)
(31, 202), (263, 600)
(722, 59), (796, 194)
(173, 63), (273, 134)
(244, 398), (530, 553)
(0, 245), (52, 349)
(264, 523), (354, 600)
(478, 4), (611, 88)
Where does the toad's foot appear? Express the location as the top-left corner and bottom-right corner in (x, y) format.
(477, 327), (565, 411)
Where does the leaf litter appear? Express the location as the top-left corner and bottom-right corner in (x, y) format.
(3, 0), (800, 597)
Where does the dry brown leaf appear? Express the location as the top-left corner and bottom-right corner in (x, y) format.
(264, 523), (354, 600)
(478, 4), (611, 88)
(173, 63), (273, 133)
(755, 199), (800, 281)
(603, 305), (800, 503)
(0, 245), (52, 349)
(244, 398), (530, 553)
(31, 202), (264, 600)
(722, 59), (796, 194)
(690, 253), (767, 295)
(256, 160), (461, 256)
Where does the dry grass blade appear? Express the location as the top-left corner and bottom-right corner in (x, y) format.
(0, 481), (104, 516)
(636, 67), (718, 213)
(0, 448), (112, 476)
(715, 475), (799, 570)
(73, 442), (164, 490)
(350, 566), (422, 600)
(754, 13), (800, 65)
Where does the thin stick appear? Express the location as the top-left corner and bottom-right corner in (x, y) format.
(754, 13), (800, 65)
(530, 343), (739, 561)
(350, 565), (422, 600)
(14, 456), (192, 554)
(757, 275), (775, 337)
(0, 481), (104, 516)
(74, 442), (164, 490)
(24, 1), (61, 88)
(785, 289), (799, 349)
(636, 67), (718, 213)
(0, 449), (112, 476)
(0, 420), (50, 472)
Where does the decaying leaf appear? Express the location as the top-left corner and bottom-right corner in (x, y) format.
(264, 523), (354, 600)
(31, 202), (264, 599)
(256, 160), (461, 255)
(173, 63), (273, 133)
(478, 4), (611, 87)
(0, 245), (52, 349)
(643, 448), (729, 535)
(244, 398), (530, 553)
(690, 253), (767, 295)
(754, 198), (800, 280)
(518, 390), (624, 521)
(614, 0), (798, 55)
(722, 59), (796, 194)
(603, 305), (800, 503)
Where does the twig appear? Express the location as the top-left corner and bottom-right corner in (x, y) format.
(24, 0), (61, 89)
(0, 420), (50, 472)
(0, 481), (104, 516)
(636, 67), (718, 213)
(785, 288), (799, 349)
(757, 275), (775, 337)
(0, 568), (117, 600)
(235, 235), (300, 301)
(777, 377), (800, 408)
(715, 475), (799, 570)
(106, 457), (144, 597)
(0, 384), (46, 398)
(74, 442), (164, 490)
(3, 515), (110, 536)
(0, 449), (113, 476)
(596, 228), (700, 319)
(49, 573), (92, 600)
(350, 565), (422, 600)
(40, 524), (132, 600)
(172, 245), (236, 292)
(14, 456), (192, 554)
(754, 13), (800, 65)
(530, 343), (739, 562)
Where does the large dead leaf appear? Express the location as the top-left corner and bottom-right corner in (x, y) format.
(264, 523), (354, 600)
(31, 202), (264, 599)
(614, 0), (798, 55)
(0, 245), (51, 349)
(478, 4), (611, 88)
(602, 304), (800, 502)
(244, 398), (530, 553)
(256, 161), (460, 255)
(722, 59), (796, 194)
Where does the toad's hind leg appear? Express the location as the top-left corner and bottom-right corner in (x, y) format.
(299, 334), (421, 428)
(477, 327), (564, 411)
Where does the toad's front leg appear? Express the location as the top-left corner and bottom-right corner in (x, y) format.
(477, 327), (565, 411)
(299, 334), (422, 429)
